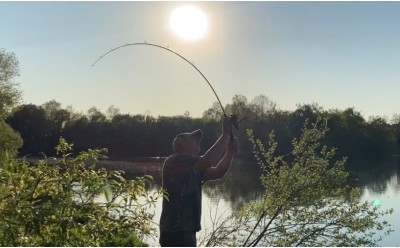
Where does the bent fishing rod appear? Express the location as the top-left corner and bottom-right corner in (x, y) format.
(91, 42), (243, 139)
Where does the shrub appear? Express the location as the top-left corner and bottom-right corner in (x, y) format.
(200, 119), (393, 246)
(0, 137), (164, 246)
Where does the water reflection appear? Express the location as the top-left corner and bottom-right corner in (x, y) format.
(122, 157), (400, 211)
(203, 158), (400, 211)
(117, 157), (400, 246)
(351, 158), (400, 195)
(202, 159), (263, 211)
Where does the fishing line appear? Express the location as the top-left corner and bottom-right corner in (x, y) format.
(91, 42), (227, 117)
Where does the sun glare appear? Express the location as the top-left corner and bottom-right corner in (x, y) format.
(170, 5), (209, 41)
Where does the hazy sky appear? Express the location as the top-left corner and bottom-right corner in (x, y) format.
(1, 1), (400, 119)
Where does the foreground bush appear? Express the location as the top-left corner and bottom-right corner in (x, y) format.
(200, 119), (393, 247)
(0, 137), (164, 246)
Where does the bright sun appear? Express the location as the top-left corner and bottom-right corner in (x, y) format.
(170, 5), (209, 41)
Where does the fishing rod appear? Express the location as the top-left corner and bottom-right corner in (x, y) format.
(91, 41), (244, 139)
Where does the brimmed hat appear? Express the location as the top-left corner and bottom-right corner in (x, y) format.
(172, 129), (203, 153)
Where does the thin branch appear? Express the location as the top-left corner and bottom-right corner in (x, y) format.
(249, 204), (284, 247)
(243, 210), (266, 246)
(294, 223), (332, 247)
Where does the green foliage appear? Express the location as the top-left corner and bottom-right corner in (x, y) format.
(242, 119), (393, 246)
(6, 104), (51, 156)
(0, 137), (164, 246)
(102, 229), (148, 247)
(0, 49), (21, 118)
(0, 119), (22, 161)
(201, 119), (393, 247)
(323, 108), (397, 164)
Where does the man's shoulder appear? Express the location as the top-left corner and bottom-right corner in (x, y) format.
(166, 153), (199, 162)
(164, 153), (201, 168)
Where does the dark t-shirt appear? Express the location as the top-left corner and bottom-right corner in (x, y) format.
(159, 153), (206, 233)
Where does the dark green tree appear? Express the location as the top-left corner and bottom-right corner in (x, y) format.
(249, 94), (277, 121)
(41, 100), (72, 153)
(6, 104), (51, 156)
(390, 114), (400, 154)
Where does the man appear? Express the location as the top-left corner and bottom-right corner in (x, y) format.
(159, 116), (238, 247)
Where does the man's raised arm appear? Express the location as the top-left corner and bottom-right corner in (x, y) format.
(202, 137), (238, 181)
(195, 116), (231, 170)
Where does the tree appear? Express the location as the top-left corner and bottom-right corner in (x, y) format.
(203, 101), (224, 121)
(0, 49), (22, 118)
(6, 104), (51, 156)
(41, 100), (71, 129)
(200, 119), (393, 246)
(106, 105), (120, 120)
(250, 95), (276, 121)
(41, 100), (72, 152)
(41, 100), (62, 120)
(0, 119), (22, 161)
(0, 49), (23, 159)
(0, 137), (164, 246)
(364, 116), (397, 160)
(87, 107), (107, 123)
(390, 114), (400, 153)
(226, 94), (251, 119)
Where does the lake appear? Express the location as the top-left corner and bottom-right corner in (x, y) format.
(117, 158), (400, 247)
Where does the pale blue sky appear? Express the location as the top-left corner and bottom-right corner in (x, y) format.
(1, 1), (400, 119)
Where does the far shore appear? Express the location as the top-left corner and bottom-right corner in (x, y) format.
(97, 158), (165, 175)
(23, 157), (165, 178)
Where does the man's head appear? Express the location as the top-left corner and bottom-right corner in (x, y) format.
(172, 129), (203, 155)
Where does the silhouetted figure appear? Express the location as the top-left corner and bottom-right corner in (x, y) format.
(159, 116), (238, 247)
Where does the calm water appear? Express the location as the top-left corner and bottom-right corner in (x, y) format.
(356, 160), (400, 247)
(141, 158), (400, 247)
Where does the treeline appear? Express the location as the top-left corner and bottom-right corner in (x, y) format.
(5, 95), (400, 170)
(5, 101), (220, 159)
